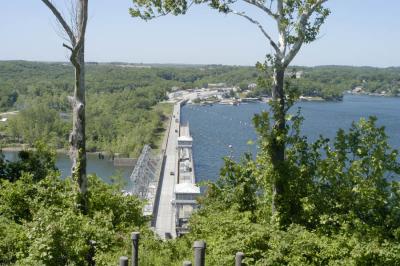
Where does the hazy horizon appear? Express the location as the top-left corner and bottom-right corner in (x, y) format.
(2, 1), (400, 67)
(2, 59), (400, 69)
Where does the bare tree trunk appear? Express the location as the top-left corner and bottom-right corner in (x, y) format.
(41, 0), (89, 214)
(70, 44), (87, 214)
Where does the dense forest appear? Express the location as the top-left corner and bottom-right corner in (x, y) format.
(297, 65), (400, 97)
(2, 62), (399, 115)
(1, 116), (399, 265)
(0, 61), (261, 156)
(1, 61), (400, 157)
(0, 61), (178, 156)
(1, 62), (400, 265)
(247, 66), (400, 99)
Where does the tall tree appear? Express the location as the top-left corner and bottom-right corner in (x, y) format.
(40, 0), (89, 213)
(130, 0), (329, 223)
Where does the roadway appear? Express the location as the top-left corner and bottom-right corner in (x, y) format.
(154, 102), (180, 239)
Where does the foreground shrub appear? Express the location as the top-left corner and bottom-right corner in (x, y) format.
(0, 173), (148, 265)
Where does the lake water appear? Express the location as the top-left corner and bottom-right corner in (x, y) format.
(3, 95), (399, 184)
(3, 151), (133, 183)
(181, 95), (400, 183)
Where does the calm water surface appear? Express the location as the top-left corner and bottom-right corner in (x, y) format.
(181, 95), (400, 183)
(3, 95), (399, 183)
(3, 151), (133, 183)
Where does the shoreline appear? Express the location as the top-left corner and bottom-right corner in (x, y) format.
(347, 92), (400, 98)
(1, 146), (110, 156)
(188, 96), (335, 105)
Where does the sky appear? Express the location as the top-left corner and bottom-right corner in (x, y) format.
(1, 0), (400, 67)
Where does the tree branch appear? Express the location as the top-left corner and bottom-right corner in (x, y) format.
(77, 0), (88, 43)
(276, 0), (287, 59)
(231, 10), (281, 55)
(63, 43), (74, 52)
(242, 0), (278, 20)
(70, 0), (89, 67)
(283, 0), (327, 67)
(41, 0), (75, 44)
(277, 0), (283, 18)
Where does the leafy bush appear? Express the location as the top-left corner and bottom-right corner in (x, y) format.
(0, 142), (57, 182)
(0, 170), (148, 265)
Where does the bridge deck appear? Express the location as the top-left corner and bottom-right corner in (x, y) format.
(154, 103), (180, 239)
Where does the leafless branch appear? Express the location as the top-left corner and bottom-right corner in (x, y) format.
(230, 10), (281, 55)
(77, 0), (88, 42)
(41, 0), (75, 44)
(50, 16), (71, 44)
(63, 43), (74, 52)
(66, 0), (78, 36)
(243, 0), (278, 20)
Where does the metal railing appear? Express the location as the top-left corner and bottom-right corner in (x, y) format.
(118, 232), (245, 266)
(129, 145), (161, 199)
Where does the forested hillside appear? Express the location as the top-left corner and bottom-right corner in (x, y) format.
(299, 66), (400, 96)
(0, 61), (259, 156)
(1, 61), (399, 156)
